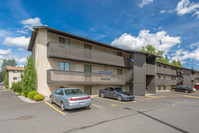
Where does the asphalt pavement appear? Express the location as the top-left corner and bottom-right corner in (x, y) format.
(0, 89), (199, 133)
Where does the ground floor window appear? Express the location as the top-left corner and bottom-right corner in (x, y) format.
(164, 86), (166, 90)
(84, 86), (92, 95)
(158, 86), (161, 90)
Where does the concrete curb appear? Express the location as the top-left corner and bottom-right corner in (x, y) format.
(17, 95), (43, 103)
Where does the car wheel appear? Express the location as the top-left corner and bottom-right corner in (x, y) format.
(49, 96), (53, 104)
(117, 96), (122, 101)
(185, 90), (188, 93)
(60, 102), (65, 111)
(101, 93), (104, 98)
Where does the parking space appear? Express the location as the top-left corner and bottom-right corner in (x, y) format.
(1, 89), (199, 133)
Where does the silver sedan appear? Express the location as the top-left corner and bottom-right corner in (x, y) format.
(50, 88), (91, 111)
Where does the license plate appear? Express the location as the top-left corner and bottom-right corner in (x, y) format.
(79, 102), (85, 104)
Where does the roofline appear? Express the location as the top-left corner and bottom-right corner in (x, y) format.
(156, 61), (199, 72)
(27, 26), (160, 58)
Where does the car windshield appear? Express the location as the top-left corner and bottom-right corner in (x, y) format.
(64, 89), (83, 95)
(115, 87), (126, 92)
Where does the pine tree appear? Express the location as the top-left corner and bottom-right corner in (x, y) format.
(22, 55), (37, 95)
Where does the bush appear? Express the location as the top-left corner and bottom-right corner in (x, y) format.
(33, 94), (45, 101)
(27, 90), (38, 99)
(10, 81), (22, 93)
(21, 92), (25, 96)
(4, 74), (9, 89)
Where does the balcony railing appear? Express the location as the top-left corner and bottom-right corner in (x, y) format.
(47, 42), (130, 67)
(47, 70), (126, 85)
(156, 67), (177, 76)
(156, 79), (177, 86)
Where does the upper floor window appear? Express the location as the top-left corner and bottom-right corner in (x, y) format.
(117, 69), (122, 75)
(84, 65), (91, 73)
(84, 44), (91, 50)
(14, 70), (18, 73)
(59, 62), (70, 71)
(117, 52), (123, 57)
(59, 37), (70, 48)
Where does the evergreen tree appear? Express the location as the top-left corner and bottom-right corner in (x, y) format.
(4, 73), (8, 89)
(22, 55), (37, 95)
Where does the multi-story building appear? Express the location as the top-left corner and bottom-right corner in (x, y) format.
(156, 62), (199, 92)
(6, 66), (24, 88)
(28, 26), (199, 96)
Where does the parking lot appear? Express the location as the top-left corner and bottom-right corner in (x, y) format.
(1, 87), (199, 133)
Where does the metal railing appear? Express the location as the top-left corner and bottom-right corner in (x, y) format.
(156, 79), (177, 85)
(47, 42), (130, 67)
(47, 70), (126, 85)
(156, 67), (177, 76)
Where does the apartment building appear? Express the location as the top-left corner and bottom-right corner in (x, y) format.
(6, 66), (24, 88)
(156, 62), (199, 91)
(28, 26), (158, 96)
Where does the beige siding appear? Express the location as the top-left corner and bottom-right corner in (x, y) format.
(8, 70), (23, 88)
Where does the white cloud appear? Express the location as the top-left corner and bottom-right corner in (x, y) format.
(138, 0), (153, 8)
(171, 47), (199, 64)
(176, 0), (199, 18)
(0, 29), (11, 38)
(160, 10), (166, 14)
(18, 17), (43, 34)
(3, 36), (30, 50)
(111, 30), (181, 52)
(0, 49), (11, 55)
(190, 42), (199, 47)
(16, 57), (27, 64)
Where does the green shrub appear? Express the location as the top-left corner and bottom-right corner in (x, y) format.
(21, 92), (25, 96)
(4, 74), (9, 89)
(33, 94), (45, 101)
(27, 90), (38, 99)
(10, 81), (22, 93)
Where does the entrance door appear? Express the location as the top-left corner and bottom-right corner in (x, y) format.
(84, 86), (91, 95)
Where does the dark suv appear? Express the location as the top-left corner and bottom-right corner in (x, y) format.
(99, 87), (134, 101)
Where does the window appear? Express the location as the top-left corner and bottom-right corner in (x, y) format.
(13, 77), (17, 80)
(109, 87), (114, 92)
(59, 37), (70, 48)
(84, 65), (91, 73)
(117, 69), (122, 75)
(59, 62), (70, 71)
(158, 86), (161, 90)
(55, 89), (64, 95)
(84, 44), (91, 49)
(117, 52), (123, 57)
(164, 86), (166, 90)
(164, 75), (166, 79)
(14, 70), (18, 73)
(21, 71), (24, 75)
(158, 75), (161, 79)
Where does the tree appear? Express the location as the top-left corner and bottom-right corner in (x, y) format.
(0, 58), (17, 80)
(4, 73), (8, 89)
(191, 67), (194, 70)
(22, 55), (37, 95)
(141, 44), (182, 67)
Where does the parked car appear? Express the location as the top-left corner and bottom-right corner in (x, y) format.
(99, 87), (134, 101)
(171, 85), (193, 93)
(50, 88), (91, 111)
(194, 84), (199, 90)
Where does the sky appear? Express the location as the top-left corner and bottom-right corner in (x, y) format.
(0, 0), (199, 70)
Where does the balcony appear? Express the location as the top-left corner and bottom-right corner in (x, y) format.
(47, 70), (126, 85)
(146, 63), (155, 75)
(156, 67), (177, 76)
(47, 42), (130, 68)
(156, 79), (177, 86)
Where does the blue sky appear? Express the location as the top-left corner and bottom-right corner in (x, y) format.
(0, 0), (199, 70)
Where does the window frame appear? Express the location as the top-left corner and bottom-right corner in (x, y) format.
(59, 62), (70, 71)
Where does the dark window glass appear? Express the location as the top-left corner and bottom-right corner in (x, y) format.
(117, 52), (123, 57)
(60, 90), (64, 95)
(109, 88), (114, 92)
(164, 86), (166, 90)
(65, 89), (83, 95)
(117, 69), (122, 75)
(104, 88), (108, 91)
(59, 37), (70, 48)
(85, 65), (91, 73)
(13, 77), (17, 80)
(115, 87), (126, 92)
(55, 89), (61, 94)
(84, 44), (91, 49)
